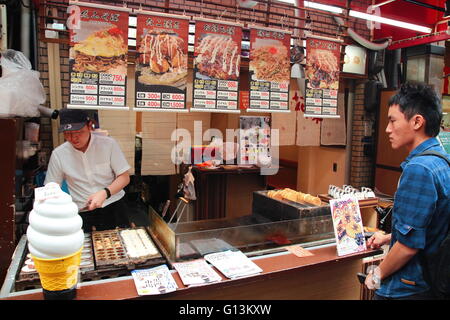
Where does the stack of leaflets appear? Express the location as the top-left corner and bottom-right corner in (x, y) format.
(204, 250), (263, 279)
(172, 259), (222, 286)
(131, 264), (178, 295)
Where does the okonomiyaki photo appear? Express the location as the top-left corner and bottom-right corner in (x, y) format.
(194, 34), (241, 80)
(137, 32), (188, 86)
(249, 40), (290, 83)
(306, 48), (339, 89)
(70, 27), (127, 75)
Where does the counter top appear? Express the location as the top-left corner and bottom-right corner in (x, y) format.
(2, 244), (382, 300)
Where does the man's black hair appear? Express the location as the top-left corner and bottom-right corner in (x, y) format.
(388, 82), (442, 137)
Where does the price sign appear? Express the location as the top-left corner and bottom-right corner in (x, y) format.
(134, 10), (190, 111)
(247, 26), (291, 112)
(68, 2), (130, 110)
(191, 17), (243, 113)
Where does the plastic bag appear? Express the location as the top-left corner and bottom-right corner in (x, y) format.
(183, 166), (196, 201)
(0, 49), (46, 117)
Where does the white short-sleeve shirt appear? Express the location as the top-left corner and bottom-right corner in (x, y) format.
(44, 133), (131, 211)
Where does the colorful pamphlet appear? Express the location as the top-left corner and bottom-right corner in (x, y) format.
(330, 195), (367, 256)
(204, 250), (262, 279)
(131, 264), (178, 295)
(172, 258), (222, 286)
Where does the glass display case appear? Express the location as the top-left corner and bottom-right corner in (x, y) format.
(148, 190), (335, 263)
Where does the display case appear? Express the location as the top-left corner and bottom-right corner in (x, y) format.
(148, 190), (335, 264)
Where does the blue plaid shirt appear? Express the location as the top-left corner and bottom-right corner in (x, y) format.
(376, 137), (450, 298)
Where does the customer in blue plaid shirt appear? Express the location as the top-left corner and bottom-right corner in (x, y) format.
(364, 82), (450, 299)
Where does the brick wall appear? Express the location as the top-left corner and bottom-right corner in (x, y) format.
(350, 80), (376, 189)
(38, 40), (52, 161)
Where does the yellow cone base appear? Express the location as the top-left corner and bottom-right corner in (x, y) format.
(32, 248), (82, 292)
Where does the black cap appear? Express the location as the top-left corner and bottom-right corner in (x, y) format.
(58, 109), (90, 133)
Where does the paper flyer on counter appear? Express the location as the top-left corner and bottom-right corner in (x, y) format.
(247, 26), (291, 113)
(204, 250), (262, 279)
(330, 195), (367, 256)
(191, 17), (242, 113)
(304, 35), (342, 118)
(172, 259), (222, 286)
(68, 1), (130, 110)
(131, 264), (178, 295)
(134, 11), (189, 112)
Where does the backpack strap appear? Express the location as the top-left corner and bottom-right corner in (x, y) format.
(414, 150), (450, 297)
(414, 150), (450, 166)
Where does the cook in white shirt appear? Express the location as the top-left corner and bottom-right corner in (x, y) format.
(44, 108), (131, 231)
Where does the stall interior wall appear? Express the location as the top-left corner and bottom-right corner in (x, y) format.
(37, 0), (374, 193)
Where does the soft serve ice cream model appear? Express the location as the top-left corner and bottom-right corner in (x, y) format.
(27, 182), (84, 299)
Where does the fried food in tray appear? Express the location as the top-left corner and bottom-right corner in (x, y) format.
(137, 32), (188, 86)
(194, 34), (241, 80)
(118, 228), (160, 264)
(267, 188), (322, 206)
(306, 48), (339, 89)
(71, 27), (127, 73)
(92, 230), (129, 269)
(249, 44), (290, 83)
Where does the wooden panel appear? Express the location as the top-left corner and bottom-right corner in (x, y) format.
(360, 207), (378, 229)
(374, 167), (401, 196)
(0, 119), (16, 285)
(166, 259), (363, 300)
(226, 174), (266, 219)
(297, 146), (346, 196)
(376, 90), (409, 167)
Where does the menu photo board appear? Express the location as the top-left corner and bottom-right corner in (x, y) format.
(239, 116), (271, 165)
(304, 35), (342, 118)
(68, 1), (130, 110)
(247, 26), (291, 113)
(191, 17), (243, 113)
(134, 11), (190, 112)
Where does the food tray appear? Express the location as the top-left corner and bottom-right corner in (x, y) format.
(80, 233), (95, 272)
(252, 190), (331, 221)
(92, 230), (129, 269)
(17, 233), (95, 282)
(17, 252), (39, 282)
(118, 228), (163, 266)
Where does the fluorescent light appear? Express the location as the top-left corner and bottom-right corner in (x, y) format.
(277, 0), (296, 4)
(349, 10), (432, 33)
(304, 1), (343, 14)
(303, 1), (431, 34)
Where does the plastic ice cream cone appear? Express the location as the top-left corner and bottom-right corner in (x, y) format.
(27, 183), (84, 300)
(32, 247), (82, 299)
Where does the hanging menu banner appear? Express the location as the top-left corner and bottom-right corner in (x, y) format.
(304, 35), (342, 118)
(191, 17), (243, 113)
(247, 26), (291, 113)
(135, 11), (190, 112)
(68, 1), (130, 110)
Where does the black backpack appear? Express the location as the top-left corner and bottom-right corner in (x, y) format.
(414, 150), (450, 300)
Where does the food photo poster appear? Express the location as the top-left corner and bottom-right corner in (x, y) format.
(68, 1), (130, 110)
(134, 11), (190, 111)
